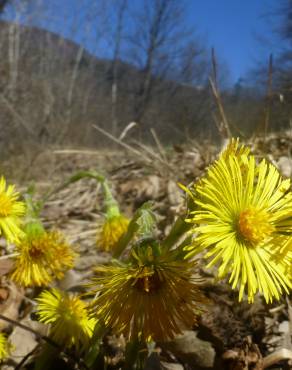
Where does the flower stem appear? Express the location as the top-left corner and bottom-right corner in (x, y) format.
(41, 170), (105, 205)
(123, 338), (147, 370)
(102, 180), (120, 217)
(161, 215), (191, 251)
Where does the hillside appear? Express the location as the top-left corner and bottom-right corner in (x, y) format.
(0, 21), (213, 158)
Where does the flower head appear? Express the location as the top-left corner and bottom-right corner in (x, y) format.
(185, 139), (292, 303)
(0, 177), (25, 243)
(89, 242), (205, 341)
(11, 224), (76, 287)
(36, 289), (96, 350)
(0, 333), (10, 361)
(97, 214), (129, 252)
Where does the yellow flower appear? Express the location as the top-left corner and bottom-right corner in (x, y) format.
(0, 176), (25, 243)
(36, 289), (96, 350)
(185, 139), (292, 303)
(11, 225), (76, 287)
(89, 245), (205, 341)
(97, 214), (129, 251)
(0, 333), (10, 361)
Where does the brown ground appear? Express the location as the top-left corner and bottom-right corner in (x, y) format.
(0, 133), (291, 370)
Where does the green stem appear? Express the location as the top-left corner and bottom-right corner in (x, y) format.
(102, 180), (120, 217)
(113, 202), (156, 259)
(40, 170), (105, 209)
(112, 228), (134, 259)
(123, 338), (147, 370)
(84, 320), (108, 368)
(24, 193), (40, 220)
(161, 215), (192, 252)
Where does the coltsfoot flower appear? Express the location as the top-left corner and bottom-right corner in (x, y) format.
(36, 289), (96, 350)
(11, 223), (76, 287)
(89, 243), (205, 341)
(185, 139), (292, 303)
(97, 214), (129, 252)
(0, 333), (10, 361)
(0, 177), (25, 243)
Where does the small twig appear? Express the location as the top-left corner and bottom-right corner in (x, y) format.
(0, 314), (89, 370)
(92, 124), (152, 163)
(269, 304), (286, 314)
(14, 343), (40, 370)
(209, 79), (231, 139)
(263, 348), (292, 369)
(119, 121), (137, 140)
(0, 94), (36, 137)
(0, 313), (57, 348)
(150, 128), (168, 162)
(53, 149), (102, 156)
(286, 297), (292, 347)
(16, 291), (37, 307)
(211, 48), (218, 90)
(41, 170), (104, 205)
(253, 54), (274, 143)
(210, 48), (231, 139)
(0, 253), (19, 260)
(133, 140), (173, 171)
(263, 54), (273, 141)
(212, 112), (221, 134)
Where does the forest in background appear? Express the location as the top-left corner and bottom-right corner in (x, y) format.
(0, 0), (290, 158)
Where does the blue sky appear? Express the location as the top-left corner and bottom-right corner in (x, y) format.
(188, 0), (279, 81)
(3, 0), (282, 84)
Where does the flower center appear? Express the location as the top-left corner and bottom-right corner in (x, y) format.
(134, 267), (162, 293)
(60, 297), (85, 322)
(29, 246), (44, 258)
(238, 207), (274, 245)
(0, 193), (12, 217)
(29, 239), (45, 259)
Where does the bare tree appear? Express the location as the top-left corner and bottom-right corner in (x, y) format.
(0, 0), (214, 155)
(109, 0), (127, 137)
(123, 0), (208, 125)
(0, 0), (114, 150)
(277, 1), (292, 94)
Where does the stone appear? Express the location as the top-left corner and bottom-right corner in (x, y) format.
(144, 353), (161, 370)
(277, 156), (292, 178)
(57, 269), (84, 290)
(278, 321), (289, 334)
(161, 362), (184, 370)
(162, 330), (215, 368)
(9, 317), (43, 364)
(75, 253), (110, 270)
(167, 180), (182, 206)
